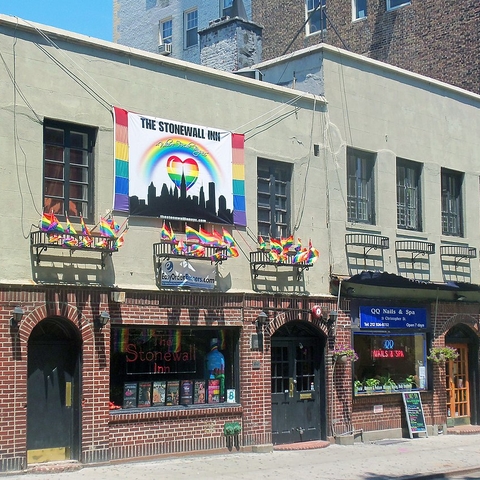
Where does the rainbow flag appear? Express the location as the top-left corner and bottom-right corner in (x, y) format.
(293, 249), (309, 264)
(222, 228), (235, 246)
(172, 240), (187, 255)
(65, 214), (77, 235)
(198, 227), (217, 246)
(62, 236), (78, 248)
(99, 217), (116, 237)
(95, 238), (109, 249)
(41, 212), (64, 233)
(212, 229), (226, 247)
(189, 244), (205, 257)
(80, 215), (92, 236)
(281, 235), (294, 250)
(185, 225), (200, 243)
(258, 236), (267, 250)
(210, 251), (225, 262)
(269, 249), (280, 262)
(114, 231), (127, 249)
(227, 245), (239, 258)
(270, 237), (282, 254)
(161, 222), (174, 242)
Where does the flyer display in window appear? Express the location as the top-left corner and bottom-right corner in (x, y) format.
(180, 380), (193, 405)
(123, 382), (138, 408)
(137, 381), (152, 407)
(208, 379), (220, 403)
(166, 381), (180, 405)
(194, 380), (206, 404)
(152, 381), (166, 406)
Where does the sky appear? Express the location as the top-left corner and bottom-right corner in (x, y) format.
(0, 0), (113, 41)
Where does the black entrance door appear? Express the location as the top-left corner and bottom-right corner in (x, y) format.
(27, 319), (80, 464)
(271, 323), (326, 445)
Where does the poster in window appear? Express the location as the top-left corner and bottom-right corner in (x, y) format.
(194, 380), (206, 404)
(208, 379), (220, 403)
(180, 380), (193, 405)
(123, 382), (138, 409)
(166, 381), (180, 406)
(152, 380), (167, 406)
(138, 381), (152, 407)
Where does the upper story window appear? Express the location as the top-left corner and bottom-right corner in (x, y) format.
(306, 0), (326, 36)
(222, 0), (233, 17)
(441, 168), (463, 237)
(353, 0), (367, 19)
(397, 159), (422, 231)
(257, 159), (292, 238)
(386, 0), (411, 11)
(184, 9), (198, 48)
(347, 148), (375, 224)
(43, 120), (95, 221)
(160, 18), (172, 44)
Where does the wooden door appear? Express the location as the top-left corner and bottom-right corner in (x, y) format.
(446, 344), (470, 421)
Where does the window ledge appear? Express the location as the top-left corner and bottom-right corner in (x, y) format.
(109, 403), (242, 423)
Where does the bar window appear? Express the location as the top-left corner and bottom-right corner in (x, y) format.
(110, 327), (239, 409)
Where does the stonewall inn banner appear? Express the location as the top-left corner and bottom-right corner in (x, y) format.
(113, 107), (246, 226)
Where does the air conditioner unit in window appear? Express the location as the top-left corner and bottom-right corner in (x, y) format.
(158, 43), (172, 55)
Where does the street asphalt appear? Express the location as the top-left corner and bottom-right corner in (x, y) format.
(3, 433), (480, 479)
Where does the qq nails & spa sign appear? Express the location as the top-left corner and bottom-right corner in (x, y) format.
(359, 306), (427, 329)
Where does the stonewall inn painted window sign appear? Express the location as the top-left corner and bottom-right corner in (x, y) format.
(359, 306), (427, 329)
(113, 107), (246, 226)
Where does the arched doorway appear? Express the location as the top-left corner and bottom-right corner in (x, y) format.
(445, 324), (480, 427)
(271, 321), (327, 444)
(27, 317), (82, 464)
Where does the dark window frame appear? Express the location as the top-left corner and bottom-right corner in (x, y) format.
(353, 0), (367, 19)
(43, 120), (95, 222)
(257, 159), (292, 238)
(396, 158), (422, 231)
(441, 168), (464, 237)
(347, 148), (376, 224)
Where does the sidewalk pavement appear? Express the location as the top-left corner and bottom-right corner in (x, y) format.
(4, 433), (480, 480)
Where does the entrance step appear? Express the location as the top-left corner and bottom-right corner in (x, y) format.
(448, 425), (480, 435)
(26, 460), (82, 474)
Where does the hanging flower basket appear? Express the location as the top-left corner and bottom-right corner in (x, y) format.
(332, 344), (358, 363)
(427, 346), (459, 364)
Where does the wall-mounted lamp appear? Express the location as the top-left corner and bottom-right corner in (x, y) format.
(255, 311), (269, 331)
(252, 311), (269, 352)
(10, 306), (24, 328)
(455, 294), (466, 302)
(95, 311), (110, 329)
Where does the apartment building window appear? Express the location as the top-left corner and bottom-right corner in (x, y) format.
(353, 0), (367, 19)
(184, 9), (198, 48)
(160, 19), (172, 44)
(306, 0), (327, 35)
(387, 0), (410, 11)
(43, 120), (95, 220)
(257, 159), (292, 238)
(397, 159), (422, 231)
(347, 148), (375, 224)
(222, 0), (233, 17)
(441, 169), (463, 237)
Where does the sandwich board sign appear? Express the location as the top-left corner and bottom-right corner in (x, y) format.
(402, 392), (428, 438)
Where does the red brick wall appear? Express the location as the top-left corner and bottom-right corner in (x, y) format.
(252, 0), (480, 95)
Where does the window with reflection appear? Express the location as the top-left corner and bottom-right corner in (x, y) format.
(110, 327), (239, 409)
(353, 333), (427, 395)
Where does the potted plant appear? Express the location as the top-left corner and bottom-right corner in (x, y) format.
(365, 378), (380, 393)
(354, 380), (364, 395)
(332, 344), (358, 364)
(427, 346), (459, 364)
(404, 375), (416, 390)
(380, 375), (397, 393)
